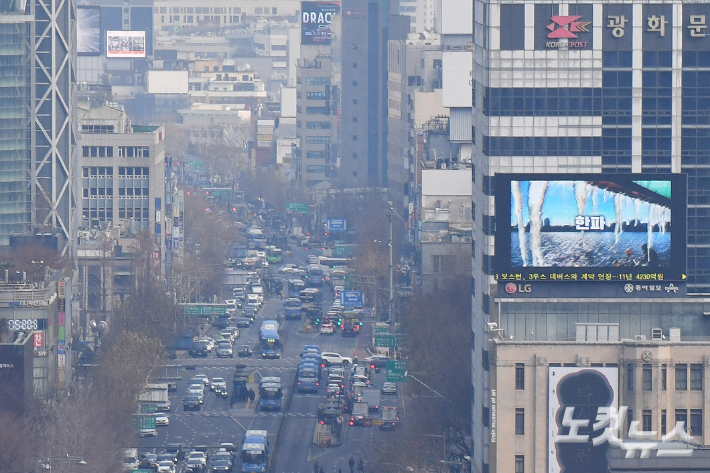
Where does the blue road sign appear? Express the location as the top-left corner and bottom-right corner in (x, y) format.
(327, 219), (347, 232)
(341, 290), (364, 307)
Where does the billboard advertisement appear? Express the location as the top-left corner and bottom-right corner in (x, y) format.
(442, 51), (473, 108)
(548, 367), (619, 473)
(77, 6), (101, 55)
(494, 174), (687, 283)
(107, 31), (146, 58)
(301, 1), (341, 45)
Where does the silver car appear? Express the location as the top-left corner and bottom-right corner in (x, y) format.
(216, 342), (234, 358)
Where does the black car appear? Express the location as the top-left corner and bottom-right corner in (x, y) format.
(183, 395), (201, 411)
(238, 345), (253, 357)
(243, 307), (257, 322)
(236, 317), (251, 328)
(212, 460), (231, 472)
(189, 341), (209, 357)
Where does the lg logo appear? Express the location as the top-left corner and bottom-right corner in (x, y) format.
(505, 283), (532, 294)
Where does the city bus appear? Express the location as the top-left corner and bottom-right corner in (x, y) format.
(306, 264), (325, 287)
(258, 377), (283, 411)
(266, 246), (282, 264)
(299, 287), (323, 305)
(259, 320), (281, 358)
(297, 362), (320, 392)
(288, 279), (306, 298)
(318, 256), (352, 268)
(284, 298), (302, 320)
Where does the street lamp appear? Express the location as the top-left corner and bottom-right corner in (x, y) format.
(40, 455), (88, 471)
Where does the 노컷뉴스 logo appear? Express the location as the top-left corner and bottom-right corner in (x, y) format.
(547, 15), (591, 48)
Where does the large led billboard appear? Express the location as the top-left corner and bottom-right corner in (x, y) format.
(301, 1), (340, 45)
(548, 367), (619, 473)
(107, 30), (146, 58)
(495, 173), (687, 282)
(77, 6), (101, 55)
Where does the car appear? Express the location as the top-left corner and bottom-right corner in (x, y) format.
(157, 460), (176, 473)
(219, 443), (238, 452)
(185, 458), (204, 472)
(140, 453), (158, 469)
(197, 338), (215, 352)
(320, 323), (335, 334)
(327, 383), (342, 397)
(243, 307), (257, 322)
(194, 374), (211, 387)
(155, 412), (170, 425)
(157, 453), (177, 465)
(367, 355), (389, 372)
(216, 342), (234, 358)
(189, 340), (210, 357)
(321, 352), (353, 366)
(188, 451), (207, 466)
(155, 400), (172, 412)
(212, 460), (231, 472)
(138, 427), (157, 437)
(183, 395), (201, 411)
(382, 382), (397, 395)
(236, 317), (252, 327)
(279, 264), (298, 273)
(213, 451), (233, 466)
(211, 377), (228, 392)
(187, 384), (204, 395)
(238, 345), (253, 357)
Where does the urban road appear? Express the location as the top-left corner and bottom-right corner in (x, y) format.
(138, 248), (402, 473)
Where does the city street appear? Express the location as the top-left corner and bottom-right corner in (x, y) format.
(139, 247), (404, 473)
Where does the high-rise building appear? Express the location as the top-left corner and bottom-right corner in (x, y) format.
(472, 2), (710, 472)
(339, 0), (409, 189)
(0, 0), (77, 252)
(399, 0), (442, 34)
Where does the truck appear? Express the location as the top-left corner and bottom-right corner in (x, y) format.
(138, 383), (170, 411)
(361, 389), (381, 412)
(380, 406), (398, 430)
(349, 401), (371, 426)
(225, 269), (255, 287)
(258, 377), (283, 411)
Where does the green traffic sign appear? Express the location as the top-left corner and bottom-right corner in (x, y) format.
(183, 304), (227, 316)
(386, 360), (408, 382)
(286, 203), (309, 214)
(375, 334), (401, 347)
(140, 404), (157, 413)
(136, 415), (157, 429)
(374, 326), (389, 333)
(131, 470), (152, 473)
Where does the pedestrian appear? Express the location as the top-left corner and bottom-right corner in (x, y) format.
(248, 388), (255, 402)
(319, 468), (324, 473)
(348, 456), (355, 473)
(314, 461), (319, 473)
(357, 458), (364, 473)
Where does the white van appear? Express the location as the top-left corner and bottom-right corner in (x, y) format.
(247, 293), (261, 309)
(250, 285), (265, 304)
(307, 254), (319, 265)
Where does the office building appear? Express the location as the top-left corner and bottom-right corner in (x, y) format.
(399, 0), (442, 34)
(472, 1), (710, 472)
(339, 0), (410, 189)
(0, 0), (77, 252)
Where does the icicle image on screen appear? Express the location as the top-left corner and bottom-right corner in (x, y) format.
(510, 180), (672, 268)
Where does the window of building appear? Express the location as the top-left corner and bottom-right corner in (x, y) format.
(627, 409), (634, 436)
(627, 364), (634, 391)
(515, 363), (524, 390)
(642, 410), (652, 433)
(643, 364), (652, 391)
(353, 117), (358, 123)
(82, 125), (114, 134)
(305, 165), (327, 174)
(353, 81), (358, 86)
(690, 364), (703, 390)
(352, 171), (357, 177)
(515, 408), (524, 435)
(662, 364), (667, 390)
(690, 409), (702, 436)
(306, 151), (326, 159)
(272, 7), (277, 14)
(306, 121), (331, 129)
(352, 63), (358, 69)
(661, 410), (667, 435)
(118, 146), (150, 158)
(353, 135), (358, 141)
(675, 409), (688, 429)
(514, 455), (524, 473)
(353, 153), (358, 159)
(82, 146), (114, 158)
(255, 7), (263, 14)
(676, 364), (688, 390)
(353, 99), (358, 104)
(305, 136), (331, 144)
(306, 107), (330, 115)
(433, 255), (441, 273)
(306, 77), (330, 86)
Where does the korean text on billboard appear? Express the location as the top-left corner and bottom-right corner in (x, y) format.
(107, 31), (146, 58)
(494, 174), (687, 282)
(301, 1), (341, 45)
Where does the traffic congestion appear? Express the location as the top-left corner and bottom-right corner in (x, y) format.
(132, 222), (403, 473)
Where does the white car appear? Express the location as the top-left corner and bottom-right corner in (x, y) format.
(321, 352), (353, 366)
(320, 323), (335, 335)
(216, 342), (234, 358)
(157, 461), (175, 473)
(138, 427), (158, 437)
(155, 413), (170, 425)
(382, 382), (397, 395)
(279, 264), (298, 273)
(327, 383), (342, 397)
(188, 451), (206, 467)
(187, 384), (204, 396)
(211, 377), (228, 392)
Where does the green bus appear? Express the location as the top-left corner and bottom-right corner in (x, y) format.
(266, 246), (282, 263)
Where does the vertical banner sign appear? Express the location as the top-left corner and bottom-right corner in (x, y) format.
(33, 332), (43, 348)
(58, 280), (66, 389)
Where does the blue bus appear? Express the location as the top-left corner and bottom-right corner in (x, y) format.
(288, 279), (306, 298)
(258, 377), (283, 411)
(306, 265), (325, 287)
(297, 362), (320, 392)
(240, 442), (268, 473)
(284, 297), (302, 320)
(259, 320), (281, 358)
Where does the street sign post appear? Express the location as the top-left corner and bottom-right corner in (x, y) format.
(386, 360), (408, 382)
(327, 219), (347, 232)
(341, 290), (364, 307)
(182, 304), (227, 316)
(375, 335), (401, 348)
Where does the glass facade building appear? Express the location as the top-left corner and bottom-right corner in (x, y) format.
(471, 2), (710, 472)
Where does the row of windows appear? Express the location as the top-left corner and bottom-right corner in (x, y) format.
(306, 136), (331, 144)
(305, 77), (330, 86)
(118, 146), (150, 158)
(305, 165), (327, 174)
(628, 363), (703, 391)
(82, 167), (112, 177)
(306, 106), (330, 115)
(483, 136), (601, 156)
(484, 88), (603, 117)
(604, 50), (710, 69)
(81, 125), (114, 134)
(306, 121), (331, 130)
(82, 146), (114, 158)
(83, 187), (150, 197)
(306, 151), (327, 159)
(306, 91), (328, 100)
